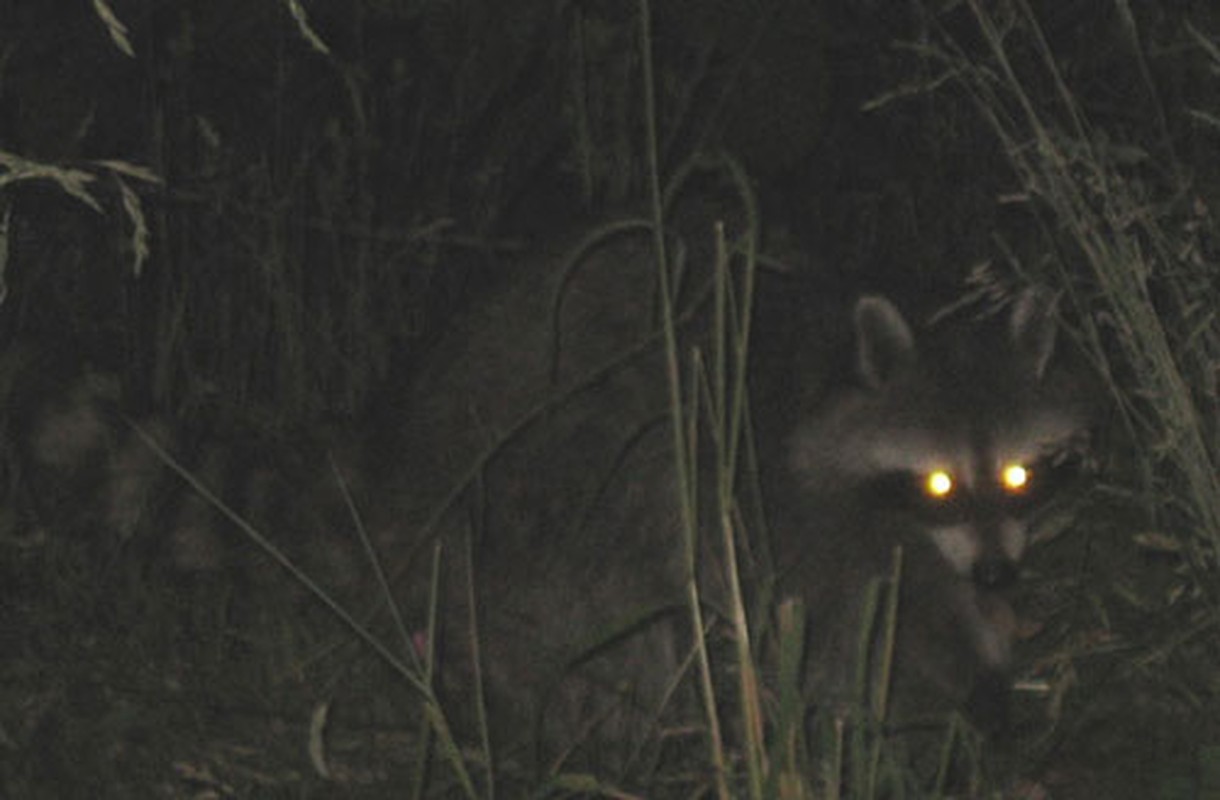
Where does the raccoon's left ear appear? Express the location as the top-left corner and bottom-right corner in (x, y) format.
(854, 295), (917, 389)
(1008, 287), (1059, 381)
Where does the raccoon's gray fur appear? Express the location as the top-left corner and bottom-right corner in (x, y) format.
(4, 226), (1095, 785)
(349, 229), (1095, 775)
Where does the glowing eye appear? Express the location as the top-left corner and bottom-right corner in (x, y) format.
(925, 470), (955, 499)
(1001, 463), (1029, 492)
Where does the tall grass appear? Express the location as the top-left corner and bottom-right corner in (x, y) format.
(638, 1), (947, 796)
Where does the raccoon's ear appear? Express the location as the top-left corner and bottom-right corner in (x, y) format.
(854, 295), (916, 389)
(1009, 287), (1059, 381)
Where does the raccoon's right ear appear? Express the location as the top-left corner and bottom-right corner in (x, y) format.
(854, 295), (917, 389)
(1008, 286), (1059, 381)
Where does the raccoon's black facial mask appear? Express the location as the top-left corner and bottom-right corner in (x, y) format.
(864, 447), (1088, 526)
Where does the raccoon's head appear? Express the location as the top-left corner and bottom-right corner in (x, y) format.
(790, 287), (1095, 589)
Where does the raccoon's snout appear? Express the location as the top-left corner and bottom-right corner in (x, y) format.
(972, 557), (1017, 590)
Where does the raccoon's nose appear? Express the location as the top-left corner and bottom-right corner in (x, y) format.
(972, 557), (1017, 590)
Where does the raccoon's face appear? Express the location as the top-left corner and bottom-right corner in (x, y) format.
(791, 288), (1095, 589)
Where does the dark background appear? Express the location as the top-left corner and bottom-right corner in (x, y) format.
(5, 0), (1206, 430)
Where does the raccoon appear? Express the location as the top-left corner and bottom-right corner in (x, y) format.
(352, 232), (1097, 778)
(763, 287), (1095, 725)
(0, 343), (359, 580)
(0, 344), (166, 546)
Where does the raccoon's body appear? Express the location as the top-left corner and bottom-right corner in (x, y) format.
(4, 227), (1095, 785)
(361, 231), (1093, 771)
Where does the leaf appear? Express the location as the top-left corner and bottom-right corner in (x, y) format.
(91, 0), (135, 58)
